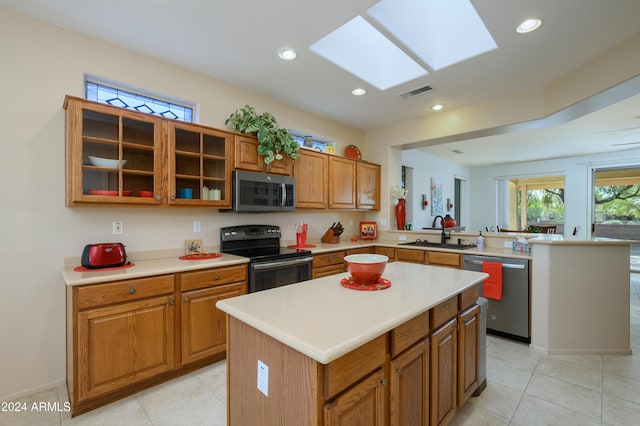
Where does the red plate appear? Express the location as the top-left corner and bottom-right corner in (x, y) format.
(73, 262), (135, 272)
(138, 191), (154, 197)
(340, 277), (391, 291)
(179, 253), (223, 260)
(344, 145), (361, 160)
(87, 189), (133, 196)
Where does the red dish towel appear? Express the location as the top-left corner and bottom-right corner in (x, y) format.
(482, 261), (503, 301)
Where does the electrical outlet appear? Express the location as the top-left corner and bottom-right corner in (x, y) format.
(257, 360), (269, 396)
(112, 221), (123, 235)
(399, 234), (407, 241)
(380, 218), (387, 226)
(193, 220), (201, 233)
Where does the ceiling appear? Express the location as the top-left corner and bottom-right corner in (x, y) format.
(2, 0), (640, 167)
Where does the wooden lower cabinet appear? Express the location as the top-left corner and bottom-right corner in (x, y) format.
(458, 305), (480, 406)
(324, 368), (387, 426)
(181, 282), (246, 364)
(76, 294), (175, 402)
(390, 339), (429, 426)
(431, 318), (458, 426)
(312, 250), (346, 279)
(68, 265), (247, 416)
(425, 251), (461, 268)
(375, 246), (396, 262)
(226, 289), (480, 426)
(396, 248), (425, 264)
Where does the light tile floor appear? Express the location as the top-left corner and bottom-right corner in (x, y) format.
(3, 273), (640, 426)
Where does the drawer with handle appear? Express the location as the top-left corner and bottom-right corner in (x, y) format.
(76, 275), (175, 309)
(180, 264), (247, 292)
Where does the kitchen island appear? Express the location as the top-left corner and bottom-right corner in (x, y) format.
(217, 262), (488, 426)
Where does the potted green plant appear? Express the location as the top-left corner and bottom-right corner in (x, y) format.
(226, 105), (300, 166)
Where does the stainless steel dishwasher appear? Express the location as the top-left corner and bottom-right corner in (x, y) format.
(463, 255), (530, 343)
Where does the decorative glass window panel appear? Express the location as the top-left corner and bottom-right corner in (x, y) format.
(85, 81), (194, 122)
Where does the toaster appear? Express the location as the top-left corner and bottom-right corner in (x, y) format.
(81, 243), (128, 269)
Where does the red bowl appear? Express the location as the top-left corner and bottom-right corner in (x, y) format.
(344, 254), (388, 284)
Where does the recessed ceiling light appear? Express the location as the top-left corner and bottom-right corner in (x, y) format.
(516, 18), (542, 34)
(431, 103), (444, 111)
(352, 88), (366, 96)
(278, 48), (297, 60)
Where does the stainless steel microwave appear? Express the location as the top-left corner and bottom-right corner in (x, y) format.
(232, 170), (295, 212)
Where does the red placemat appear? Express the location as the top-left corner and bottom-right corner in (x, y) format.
(73, 262), (135, 272)
(179, 253), (223, 260)
(340, 277), (391, 291)
(286, 244), (316, 249)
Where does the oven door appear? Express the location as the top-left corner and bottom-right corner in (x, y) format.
(249, 256), (312, 293)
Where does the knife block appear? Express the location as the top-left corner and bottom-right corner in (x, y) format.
(321, 228), (340, 244)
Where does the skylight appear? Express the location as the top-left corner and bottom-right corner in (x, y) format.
(308, 0), (498, 91)
(368, 0), (497, 71)
(309, 16), (428, 91)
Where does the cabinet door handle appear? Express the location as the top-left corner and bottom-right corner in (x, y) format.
(129, 288), (136, 294)
(214, 275), (221, 280)
(169, 299), (174, 305)
(380, 379), (388, 387)
(184, 297), (190, 303)
(396, 368), (403, 375)
(171, 195), (176, 201)
(155, 195), (161, 201)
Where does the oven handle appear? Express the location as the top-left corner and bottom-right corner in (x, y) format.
(463, 259), (525, 270)
(252, 256), (313, 270)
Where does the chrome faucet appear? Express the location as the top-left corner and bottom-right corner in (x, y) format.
(432, 215), (451, 245)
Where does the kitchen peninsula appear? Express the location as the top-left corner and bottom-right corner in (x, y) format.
(216, 262), (488, 426)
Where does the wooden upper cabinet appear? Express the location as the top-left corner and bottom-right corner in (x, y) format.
(167, 122), (233, 207)
(64, 96), (164, 206)
(294, 149), (328, 208)
(357, 161), (380, 210)
(328, 156), (357, 209)
(64, 96), (234, 207)
(327, 155), (381, 211)
(233, 134), (292, 175)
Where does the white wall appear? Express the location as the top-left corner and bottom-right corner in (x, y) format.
(0, 8), (366, 400)
(469, 150), (640, 237)
(401, 149), (470, 230)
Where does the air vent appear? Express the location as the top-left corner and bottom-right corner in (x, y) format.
(399, 85), (433, 99)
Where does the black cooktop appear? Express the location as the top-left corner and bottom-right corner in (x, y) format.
(220, 225), (311, 262)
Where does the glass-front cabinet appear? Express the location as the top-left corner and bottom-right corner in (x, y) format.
(64, 96), (232, 207)
(65, 97), (163, 205)
(168, 122), (232, 206)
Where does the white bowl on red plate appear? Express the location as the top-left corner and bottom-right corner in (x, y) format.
(88, 156), (126, 169)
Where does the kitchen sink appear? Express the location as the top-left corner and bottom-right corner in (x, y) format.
(399, 240), (477, 250)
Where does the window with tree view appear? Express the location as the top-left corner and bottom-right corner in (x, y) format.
(593, 167), (640, 241)
(504, 176), (565, 233)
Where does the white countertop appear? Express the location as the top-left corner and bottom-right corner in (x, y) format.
(301, 239), (533, 260)
(216, 262), (488, 364)
(61, 252), (249, 286)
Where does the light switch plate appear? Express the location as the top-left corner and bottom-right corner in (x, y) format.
(257, 360), (269, 396)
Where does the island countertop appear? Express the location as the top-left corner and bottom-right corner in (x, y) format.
(216, 262), (488, 364)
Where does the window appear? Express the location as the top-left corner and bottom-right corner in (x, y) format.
(499, 175), (565, 232)
(85, 81), (194, 122)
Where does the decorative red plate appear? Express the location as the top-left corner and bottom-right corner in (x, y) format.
(344, 144), (361, 160)
(138, 191), (154, 197)
(178, 253), (223, 260)
(340, 277), (391, 291)
(73, 262), (135, 272)
(87, 189), (133, 196)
